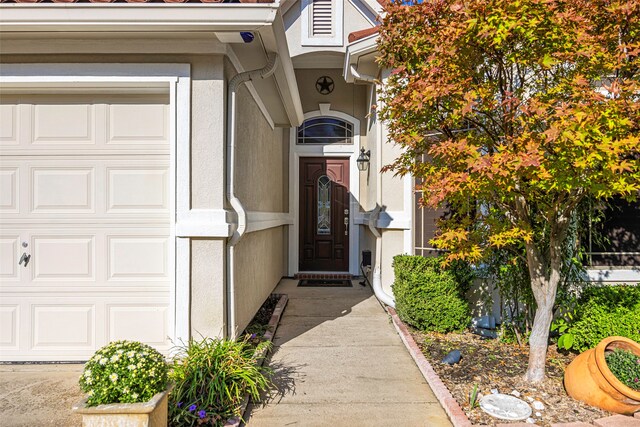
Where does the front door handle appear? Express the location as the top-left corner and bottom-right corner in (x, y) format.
(19, 252), (31, 267)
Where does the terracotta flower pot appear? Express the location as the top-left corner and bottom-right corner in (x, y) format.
(564, 336), (640, 415)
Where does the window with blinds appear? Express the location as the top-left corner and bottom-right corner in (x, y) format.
(312, 0), (333, 37)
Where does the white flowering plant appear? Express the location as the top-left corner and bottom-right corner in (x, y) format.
(79, 340), (169, 406)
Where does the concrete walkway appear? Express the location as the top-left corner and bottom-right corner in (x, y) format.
(244, 278), (452, 427)
(0, 363), (84, 426)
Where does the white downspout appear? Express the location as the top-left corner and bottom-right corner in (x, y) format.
(368, 205), (395, 307)
(349, 65), (377, 84)
(226, 53), (278, 338)
(369, 72), (395, 308)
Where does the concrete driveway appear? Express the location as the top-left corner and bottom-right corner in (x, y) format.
(0, 363), (84, 426)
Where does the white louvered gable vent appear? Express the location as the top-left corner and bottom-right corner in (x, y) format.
(312, 0), (333, 36)
(302, 0), (343, 46)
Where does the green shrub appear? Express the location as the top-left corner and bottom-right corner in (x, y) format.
(556, 285), (640, 352)
(79, 340), (168, 406)
(392, 255), (471, 333)
(168, 338), (271, 426)
(605, 348), (640, 391)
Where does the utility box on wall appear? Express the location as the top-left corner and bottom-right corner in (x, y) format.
(362, 250), (372, 268)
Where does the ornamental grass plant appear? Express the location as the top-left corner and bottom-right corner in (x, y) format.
(168, 337), (271, 427)
(79, 340), (169, 406)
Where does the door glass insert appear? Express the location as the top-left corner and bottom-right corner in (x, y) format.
(317, 175), (331, 235)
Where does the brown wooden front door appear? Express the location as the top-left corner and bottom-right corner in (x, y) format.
(299, 157), (350, 271)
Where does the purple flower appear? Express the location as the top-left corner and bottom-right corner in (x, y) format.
(198, 410), (206, 419)
(177, 402), (183, 408)
(188, 404), (197, 412)
(250, 333), (257, 339)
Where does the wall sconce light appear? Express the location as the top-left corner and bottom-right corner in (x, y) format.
(357, 147), (371, 172)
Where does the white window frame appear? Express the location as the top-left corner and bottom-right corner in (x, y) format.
(301, 0), (344, 47)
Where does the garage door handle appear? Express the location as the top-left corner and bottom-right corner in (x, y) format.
(19, 252), (31, 267)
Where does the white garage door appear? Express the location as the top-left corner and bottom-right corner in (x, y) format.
(0, 92), (172, 361)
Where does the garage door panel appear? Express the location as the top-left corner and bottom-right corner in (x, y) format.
(32, 305), (95, 350)
(32, 235), (95, 281)
(0, 305), (19, 349)
(108, 305), (169, 346)
(0, 168), (19, 213)
(0, 237), (20, 280)
(0, 103), (19, 145)
(108, 236), (168, 280)
(32, 167), (95, 213)
(107, 167), (168, 212)
(0, 92), (171, 361)
(108, 103), (168, 144)
(33, 103), (94, 145)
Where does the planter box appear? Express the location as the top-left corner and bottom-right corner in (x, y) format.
(72, 389), (169, 427)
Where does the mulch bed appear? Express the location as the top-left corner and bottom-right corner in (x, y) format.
(409, 329), (612, 426)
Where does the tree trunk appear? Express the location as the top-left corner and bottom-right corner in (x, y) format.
(523, 222), (567, 383)
(525, 294), (555, 382)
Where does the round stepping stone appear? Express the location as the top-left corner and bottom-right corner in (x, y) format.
(479, 393), (533, 421)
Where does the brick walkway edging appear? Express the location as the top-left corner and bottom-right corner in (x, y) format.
(387, 307), (640, 427)
(387, 307), (473, 427)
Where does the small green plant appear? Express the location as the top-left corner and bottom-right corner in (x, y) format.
(469, 384), (480, 409)
(79, 340), (168, 406)
(392, 255), (471, 333)
(168, 337), (272, 426)
(605, 348), (640, 391)
(551, 311), (576, 351)
(554, 286), (640, 352)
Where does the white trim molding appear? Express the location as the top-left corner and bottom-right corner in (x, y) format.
(288, 107), (361, 276)
(246, 212), (293, 234)
(587, 268), (640, 283)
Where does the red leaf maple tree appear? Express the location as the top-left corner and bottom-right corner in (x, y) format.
(377, 0), (640, 382)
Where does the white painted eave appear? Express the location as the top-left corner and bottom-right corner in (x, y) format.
(0, 3), (280, 33)
(0, 3), (304, 127)
(263, 9), (304, 126)
(343, 33), (378, 83)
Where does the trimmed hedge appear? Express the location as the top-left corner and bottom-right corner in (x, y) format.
(392, 255), (471, 333)
(565, 285), (640, 352)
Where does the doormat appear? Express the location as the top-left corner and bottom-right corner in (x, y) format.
(298, 279), (352, 287)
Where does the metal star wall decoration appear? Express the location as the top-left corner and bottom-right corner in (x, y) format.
(315, 76), (334, 95)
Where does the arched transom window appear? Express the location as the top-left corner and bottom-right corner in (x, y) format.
(297, 117), (353, 145)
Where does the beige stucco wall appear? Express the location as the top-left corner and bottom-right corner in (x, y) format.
(1, 50), (228, 339)
(227, 58), (289, 334)
(232, 227), (286, 333)
(357, 73), (410, 294)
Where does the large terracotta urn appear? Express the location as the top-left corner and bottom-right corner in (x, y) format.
(564, 336), (640, 415)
